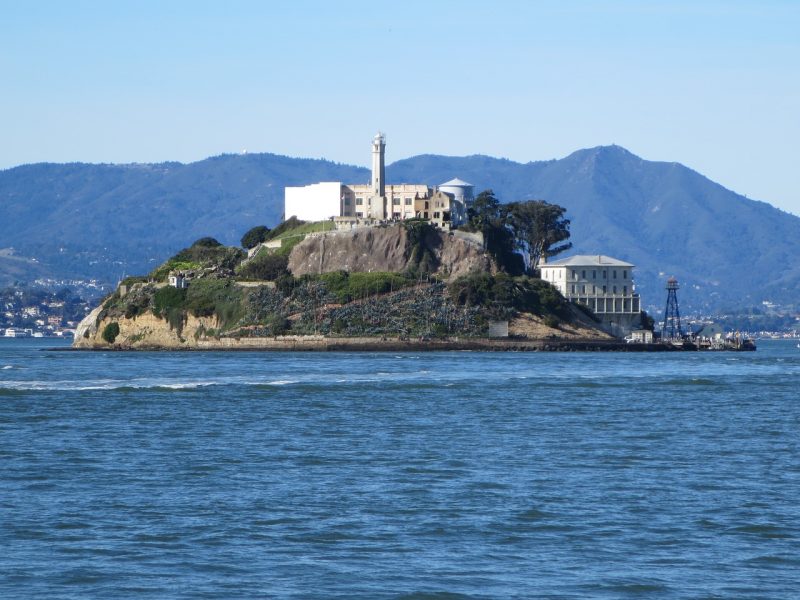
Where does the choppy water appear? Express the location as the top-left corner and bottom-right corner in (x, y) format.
(1, 339), (799, 599)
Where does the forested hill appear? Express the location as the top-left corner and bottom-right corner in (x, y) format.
(2, 147), (798, 311)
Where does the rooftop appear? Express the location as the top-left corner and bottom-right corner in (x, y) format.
(440, 178), (473, 187)
(543, 255), (634, 268)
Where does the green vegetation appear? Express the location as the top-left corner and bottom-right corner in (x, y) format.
(185, 279), (245, 328)
(240, 225), (271, 249)
(448, 272), (572, 320)
(149, 238), (245, 282)
(152, 286), (187, 331)
(313, 271), (415, 304)
(192, 237), (222, 248)
(403, 219), (439, 275)
(237, 250), (289, 280)
(101, 322), (120, 344)
(466, 190), (571, 274)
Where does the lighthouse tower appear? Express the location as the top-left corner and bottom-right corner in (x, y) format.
(369, 132), (386, 219)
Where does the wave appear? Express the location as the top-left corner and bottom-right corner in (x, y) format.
(2, 365), (14, 370)
(0, 377), (301, 393)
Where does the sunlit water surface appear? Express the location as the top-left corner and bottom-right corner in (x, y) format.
(1, 339), (799, 599)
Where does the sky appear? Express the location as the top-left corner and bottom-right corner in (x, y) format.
(2, 0), (799, 214)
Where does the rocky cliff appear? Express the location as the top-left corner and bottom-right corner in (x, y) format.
(287, 226), (490, 279)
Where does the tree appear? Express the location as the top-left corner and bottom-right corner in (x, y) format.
(241, 225), (271, 249)
(468, 189), (501, 230)
(192, 237), (222, 248)
(502, 200), (571, 273)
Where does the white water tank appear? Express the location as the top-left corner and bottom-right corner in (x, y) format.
(438, 178), (474, 206)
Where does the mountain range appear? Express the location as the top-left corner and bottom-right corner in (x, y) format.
(1, 146), (798, 312)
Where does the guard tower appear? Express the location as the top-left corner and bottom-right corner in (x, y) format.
(661, 277), (683, 340)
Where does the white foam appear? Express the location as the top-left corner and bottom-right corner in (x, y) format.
(2, 365), (13, 370)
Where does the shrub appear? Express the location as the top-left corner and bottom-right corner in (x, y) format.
(151, 286), (187, 331)
(101, 322), (120, 344)
(316, 271), (412, 304)
(241, 225), (271, 249)
(544, 315), (560, 329)
(192, 237), (222, 248)
(238, 252), (289, 281)
(184, 279), (245, 329)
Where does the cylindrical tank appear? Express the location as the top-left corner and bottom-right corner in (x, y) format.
(438, 178), (474, 206)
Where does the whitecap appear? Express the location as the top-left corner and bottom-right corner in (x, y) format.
(2, 365), (14, 370)
(265, 380), (297, 386)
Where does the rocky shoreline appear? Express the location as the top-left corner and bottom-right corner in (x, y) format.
(68, 334), (675, 352)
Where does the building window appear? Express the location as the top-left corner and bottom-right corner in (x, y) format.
(582, 270), (586, 279)
(571, 284), (576, 294)
(603, 285), (607, 293)
(433, 212), (440, 219)
(392, 198), (400, 205)
(613, 270), (617, 279)
(356, 198), (363, 205)
(393, 212), (400, 218)
(572, 270), (577, 280)
(425, 201), (429, 209)
(623, 285), (628, 295)
(405, 198), (412, 205)
(344, 197), (351, 205)
(592, 270), (596, 279)
(603, 270), (607, 279)
(623, 270), (628, 279)
(423, 212), (429, 219)
(581, 284), (585, 294)
(356, 212), (363, 218)
(613, 285), (617, 294)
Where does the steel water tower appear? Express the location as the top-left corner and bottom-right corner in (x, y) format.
(661, 277), (683, 340)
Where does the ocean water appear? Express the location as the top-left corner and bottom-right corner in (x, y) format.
(1, 339), (799, 599)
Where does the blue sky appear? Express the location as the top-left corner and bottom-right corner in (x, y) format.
(2, 1), (799, 214)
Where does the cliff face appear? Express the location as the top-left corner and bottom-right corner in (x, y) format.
(74, 309), (219, 349)
(287, 227), (490, 279)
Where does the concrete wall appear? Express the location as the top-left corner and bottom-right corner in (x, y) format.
(284, 181), (342, 221)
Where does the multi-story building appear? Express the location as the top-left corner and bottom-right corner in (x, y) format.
(540, 254), (643, 336)
(284, 133), (473, 229)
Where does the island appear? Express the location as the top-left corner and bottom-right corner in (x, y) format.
(73, 217), (661, 351)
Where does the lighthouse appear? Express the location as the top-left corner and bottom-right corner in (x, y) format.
(369, 132), (386, 219)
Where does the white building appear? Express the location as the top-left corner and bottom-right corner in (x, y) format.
(284, 133), (469, 229)
(540, 254), (642, 336)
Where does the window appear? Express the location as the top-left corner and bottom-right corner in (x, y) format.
(392, 212), (400, 218)
(592, 270), (596, 279)
(356, 198), (363, 205)
(425, 201), (429, 209)
(613, 270), (617, 279)
(613, 285), (617, 294)
(344, 197), (351, 205)
(392, 198), (400, 205)
(572, 270), (577, 280)
(356, 212), (363, 218)
(404, 198), (412, 205)
(581, 284), (585, 294)
(423, 212), (429, 219)
(623, 285), (628, 295)
(433, 212), (440, 219)
(603, 285), (607, 293)
(603, 270), (607, 279)
(571, 285), (576, 294)
(582, 270), (586, 279)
